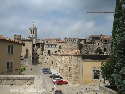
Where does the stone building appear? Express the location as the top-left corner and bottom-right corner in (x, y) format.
(21, 39), (33, 65)
(39, 35), (111, 85)
(51, 50), (82, 84)
(39, 38), (65, 67)
(0, 35), (23, 74)
(13, 34), (33, 65)
(79, 55), (109, 85)
(80, 35), (112, 55)
(14, 24), (39, 65)
(13, 34), (22, 40)
(64, 38), (83, 50)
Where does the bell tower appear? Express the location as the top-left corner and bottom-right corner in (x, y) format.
(29, 24), (37, 40)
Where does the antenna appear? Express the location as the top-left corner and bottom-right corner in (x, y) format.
(87, 11), (114, 14)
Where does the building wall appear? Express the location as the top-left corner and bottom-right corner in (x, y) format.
(80, 60), (105, 85)
(21, 40), (32, 65)
(38, 36), (111, 85)
(0, 40), (22, 74)
(80, 35), (111, 55)
(40, 54), (82, 84)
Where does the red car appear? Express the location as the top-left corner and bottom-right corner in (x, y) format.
(53, 80), (68, 85)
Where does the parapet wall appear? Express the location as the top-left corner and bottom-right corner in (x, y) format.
(99, 86), (117, 94)
(0, 75), (35, 80)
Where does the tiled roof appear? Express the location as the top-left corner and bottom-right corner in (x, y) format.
(43, 38), (61, 41)
(0, 35), (24, 45)
(55, 40), (65, 43)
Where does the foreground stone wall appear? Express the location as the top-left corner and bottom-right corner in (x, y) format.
(99, 86), (117, 94)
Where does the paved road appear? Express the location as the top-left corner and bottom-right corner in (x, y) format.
(22, 64), (101, 94)
(22, 64), (78, 94)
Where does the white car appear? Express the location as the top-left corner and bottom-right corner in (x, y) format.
(52, 78), (62, 82)
(50, 69), (60, 75)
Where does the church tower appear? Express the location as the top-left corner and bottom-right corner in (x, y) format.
(29, 24), (37, 40)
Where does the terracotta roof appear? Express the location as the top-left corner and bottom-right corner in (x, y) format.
(101, 35), (112, 40)
(0, 35), (6, 39)
(55, 40), (65, 43)
(43, 38), (61, 41)
(0, 35), (24, 45)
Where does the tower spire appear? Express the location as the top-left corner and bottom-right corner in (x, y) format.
(29, 22), (37, 40)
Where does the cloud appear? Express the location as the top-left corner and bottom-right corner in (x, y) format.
(0, 0), (115, 38)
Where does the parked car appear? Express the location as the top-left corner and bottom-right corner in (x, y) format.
(55, 90), (63, 94)
(53, 79), (68, 85)
(42, 68), (52, 74)
(52, 78), (62, 82)
(50, 74), (63, 79)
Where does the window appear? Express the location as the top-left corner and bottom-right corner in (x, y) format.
(8, 45), (13, 54)
(103, 40), (108, 44)
(6, 62), (13, 72)
(104, 48), (107, 52)
(10, 62), (13, 71)
(48, 50), (51, 55)
(69, 67), (71, 72)
(25, 49), (29, 58)
(11, 45), (13, 54)
(93, 69), (100, 79)
(7, 62), (9, 72)
(8, 45), (11, 54)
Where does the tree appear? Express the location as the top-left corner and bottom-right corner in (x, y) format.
(101, 60), (115, 85)
(101, 0), (125, 93)
(112, 0), (125, 93)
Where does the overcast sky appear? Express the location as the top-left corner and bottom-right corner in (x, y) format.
(0, 0), (116, 39)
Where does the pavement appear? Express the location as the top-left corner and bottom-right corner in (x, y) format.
(0, 62), (101, 94)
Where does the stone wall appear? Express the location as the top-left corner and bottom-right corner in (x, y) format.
(99, 86), (117, 94)
(38, 35), (111, 85)
(0, 40), (22, 74)
(21, 39), (33, 65)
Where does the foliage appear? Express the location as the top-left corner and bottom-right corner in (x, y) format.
(20, 66), (26, 72)
(101, 0), (125, 93)
(101, 60), (115, 85)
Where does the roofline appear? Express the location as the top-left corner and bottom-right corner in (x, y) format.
(0, 38), (24, 45)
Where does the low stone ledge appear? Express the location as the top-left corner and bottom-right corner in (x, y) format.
(99, 86), (117, 94)
(0, 75), (35, 80)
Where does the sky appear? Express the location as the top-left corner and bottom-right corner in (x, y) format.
(0, 0), (116, 39)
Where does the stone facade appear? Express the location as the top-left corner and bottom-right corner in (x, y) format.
(0, 35), (23, 74)
(21, 39), (33, 65)
(15, 24), (39, 65)
(52, 54), (82, 84)
(38, 35), (111, 85)
(80, 35), (111, 55)
(79, 59), (106, 85)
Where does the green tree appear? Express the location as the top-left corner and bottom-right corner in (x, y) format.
(101, 0), (125, 93)
(112, 0), (125, 93)
(101, 60), (115, 86)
